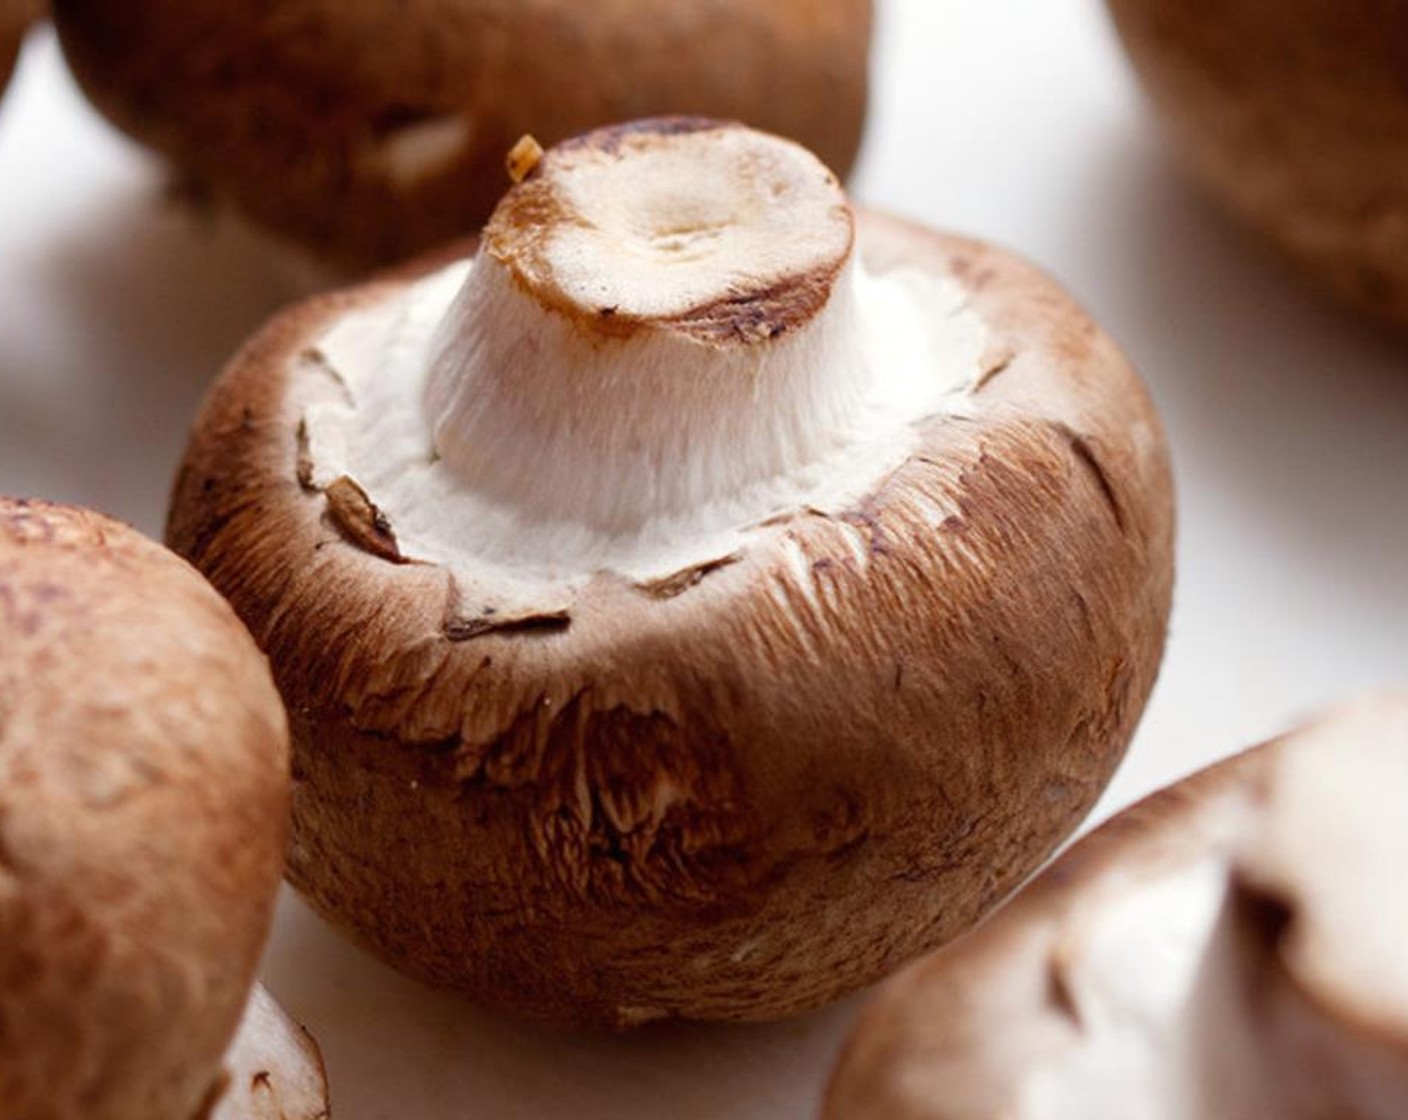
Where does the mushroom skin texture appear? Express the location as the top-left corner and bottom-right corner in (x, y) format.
(210, 986), (330, 1120)
(0, 0), (39, 94)
(824, 695), (1408, 1120)
(0, 499), (293, 1119)
(1107, 0), (1408, 330)
(50, 0), (872, 270)
(167, 119), (1173, 1027)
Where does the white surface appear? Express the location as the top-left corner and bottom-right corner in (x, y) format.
(1, 3), (1405, 1118)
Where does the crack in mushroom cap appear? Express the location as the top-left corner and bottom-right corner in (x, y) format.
(824, 694), (1408, 1120)
(167, 123), (1173, 1025)
(0, 499), (291, 1118)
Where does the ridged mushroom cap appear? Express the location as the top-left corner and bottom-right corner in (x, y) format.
(825, 694), (1408, 1119)
(0, 499), (291, 1119)
(167, 120), (1173, 1026)
(51, 0), (872, 269)
(1107, 0), (1408, 330)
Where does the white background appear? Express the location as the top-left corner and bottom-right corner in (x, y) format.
(1, 2), (1404, 1117)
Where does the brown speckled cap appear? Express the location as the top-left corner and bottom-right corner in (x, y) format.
(0, 499), (294, 1119)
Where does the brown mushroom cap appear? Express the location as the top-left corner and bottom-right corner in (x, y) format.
(50, 0), (872, 269)
(0, 0), (39, 94)
(1107, 0), (1408, 330)
(167, 122), (1173, 1026)
(0, 499), (291, 1118)
(210, 985), (330, 1120)
(824, 695), (1408, 1119)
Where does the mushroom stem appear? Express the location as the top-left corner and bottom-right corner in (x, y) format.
(424, 120), (872, 536)
(302, 119), (985, 582)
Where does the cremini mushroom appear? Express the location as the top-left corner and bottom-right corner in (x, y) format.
(167, 119), (1174, 1026)
(1107, 0), (1408, 330)
(0, 0), (39, 95)
(50, 0), (873, 270)
(824, 694), (1408, 1119)
(0, 498), (327, 1120)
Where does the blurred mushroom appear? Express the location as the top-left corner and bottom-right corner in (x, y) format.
(1108, 0), (1408, 330)
(51, 0), (873, 270)
(824, 694), (1408, 1119)
(168, 119), (1174, 1026)
(0, 498), (326, 1119)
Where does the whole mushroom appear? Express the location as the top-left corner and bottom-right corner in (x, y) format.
(0, 498), (328, 1120)
(1107, 0), (1408, 330)
(824, 694), (1408, 1119)
(50, 0), (872, 270)
(168, 118), (1174, 1026)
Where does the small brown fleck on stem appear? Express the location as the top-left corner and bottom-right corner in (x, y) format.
(506, 134), (545, 184)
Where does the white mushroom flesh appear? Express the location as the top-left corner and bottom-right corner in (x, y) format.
(210, 985), (328, 1120)
(300, 125), (986, 587)
(1021, 855), (1233, 1120)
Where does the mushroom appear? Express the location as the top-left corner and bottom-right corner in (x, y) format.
(50, 0), (872, 270)
(167, 118), (1174, 1026)
(0, 0), (39, 95)
(1107, 0), (1408, 330)
(823, 694), (1408, 1119)
(0, 498), (327, 1119)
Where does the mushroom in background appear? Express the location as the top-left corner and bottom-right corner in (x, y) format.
(824, 695), (1408, 1120)
(0, 498), (328, 1120)
(1107, 0), (1408, 331)
(50, 0), (872, 270)
(167, 118), (1174, 1027)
